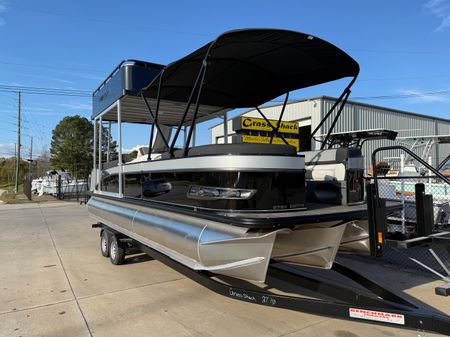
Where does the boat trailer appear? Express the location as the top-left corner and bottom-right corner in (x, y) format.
(92, 206), (450, 336)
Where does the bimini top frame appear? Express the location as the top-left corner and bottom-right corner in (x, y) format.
(90, 29), (360, 191)
(139, 28), (360, 158)
(314, 128), (398, 149)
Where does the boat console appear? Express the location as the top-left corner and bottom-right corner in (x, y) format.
(303, 129), (398, 205)
(304, 147), (364, 205)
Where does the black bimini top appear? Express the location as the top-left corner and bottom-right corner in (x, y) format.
(93, 29), (359, 126)
(140, 28), (359, 125)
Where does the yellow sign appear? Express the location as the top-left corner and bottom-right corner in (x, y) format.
(240, 117), (298, 134)
(241, 135), (300, 151)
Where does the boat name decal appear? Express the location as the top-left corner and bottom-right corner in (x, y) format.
(229, 289), (256, 302)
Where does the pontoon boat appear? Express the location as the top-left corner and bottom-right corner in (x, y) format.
(88, 29), (400, 282)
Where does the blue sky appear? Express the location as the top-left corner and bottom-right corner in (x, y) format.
(1, 0), (450, 157)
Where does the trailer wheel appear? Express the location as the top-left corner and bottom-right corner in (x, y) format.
(100, 230), (110, 257)
(109, 236), (125, 265)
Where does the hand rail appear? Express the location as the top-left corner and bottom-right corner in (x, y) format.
(371, 145), (450, 199)
(92, 59), (164, 97)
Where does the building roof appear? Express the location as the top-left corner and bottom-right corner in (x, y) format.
(209, 95), (450, 129)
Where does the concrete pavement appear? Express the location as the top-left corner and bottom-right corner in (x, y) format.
(0, 202), (448, 337)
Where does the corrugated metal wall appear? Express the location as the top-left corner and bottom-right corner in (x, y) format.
(318, 97), (450, 170)
(437, 120), (450, 167)
(244, 99), (317, 122)
(210, 99), (317, 143)
(210, 96), (449, 171)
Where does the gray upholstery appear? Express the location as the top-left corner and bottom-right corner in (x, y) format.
(162, 144), (298, 159)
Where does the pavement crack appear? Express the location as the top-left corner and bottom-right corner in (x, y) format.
(277, 318), (330, 337)
(77, 277), (186, 300)
(39, 205), (94, 337)
(0, 299), (75, 315)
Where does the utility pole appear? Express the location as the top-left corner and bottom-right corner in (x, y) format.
(14, 92), (21, 193)
(29, 136), (33, 181)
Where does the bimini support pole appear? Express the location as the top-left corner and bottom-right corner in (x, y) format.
(107, 121), (111, 162)
(145, 70), (165, 161)
(140, 69), (170, 161)
(98, 117), (102, 191)
(93, 118), (97, 190)
(183, 62), (208, 156)
(223, 111), (228, 144)
(141, 91), (170, 155)
(438, 153), (450, 171)
(321, 89), (351, 149)
(255, 106), (290, 146)
(309, 76), (357, 148)
(269, 92), (290, 144)
(117, 99), (123, 197)
(168, 63), (206, 156)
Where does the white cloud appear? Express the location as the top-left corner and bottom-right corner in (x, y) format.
(0, 143), (15, 157)
(424, 0), (450, 32)
(19, 73), (74, 85)
(0, 1), (6, 27)
(64, 71), (105, 81)
(59, 102), (91, 110)
(396, 88), (449, 103)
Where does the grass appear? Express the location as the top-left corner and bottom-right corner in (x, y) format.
(0, 183), (24, 203)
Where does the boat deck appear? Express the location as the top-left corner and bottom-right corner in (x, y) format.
(222, 201), (402, 228)
(94, 194), (401, 229)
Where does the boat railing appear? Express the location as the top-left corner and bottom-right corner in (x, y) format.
(368, 145), (450, 233)
(92, 59), (165, 98)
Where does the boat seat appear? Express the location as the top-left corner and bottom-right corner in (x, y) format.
(161, 143), (298, 159)
(301, 148), (365, 205)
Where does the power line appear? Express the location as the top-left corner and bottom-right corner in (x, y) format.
(11, 5), (210, 38)
(0, 61), (107, 74)
(361, 74), (450, 82)
(270, 90), (450, 103)
(352, 90), (450, 101)
(0, 84), (91, 97)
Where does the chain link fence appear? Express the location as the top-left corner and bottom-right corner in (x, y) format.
(363, 145), (450, 277)
(373, 175), (450, 235)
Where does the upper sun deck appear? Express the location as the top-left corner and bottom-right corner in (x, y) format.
(92, 29), (360, 128)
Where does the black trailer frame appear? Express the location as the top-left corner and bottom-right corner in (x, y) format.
(93, 222), (450, 336)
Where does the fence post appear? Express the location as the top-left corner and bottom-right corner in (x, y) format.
(58, 175), (62, 200)
(415, 183), (433, 236)
(367, 183), (386, 257)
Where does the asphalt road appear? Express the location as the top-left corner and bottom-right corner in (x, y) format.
(0, 202), (448, 337)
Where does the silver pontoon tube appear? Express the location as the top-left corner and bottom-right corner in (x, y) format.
(88, 196), (350, 282)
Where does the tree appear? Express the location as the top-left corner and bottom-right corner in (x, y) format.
(0, 157), (28, 187)
(50, 115), (117, 178)
(50, 116), (93, 178)
(122, 150), (138, 162)
(34, 148), (52, 178)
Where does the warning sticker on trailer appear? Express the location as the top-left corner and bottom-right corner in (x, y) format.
(349, 308), (405, 325)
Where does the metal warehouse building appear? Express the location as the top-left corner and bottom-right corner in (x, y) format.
(210, 96), (450, 169)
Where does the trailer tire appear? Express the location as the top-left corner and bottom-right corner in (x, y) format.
(109, 236), (125, 265)
(100, 230), (110, 257)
